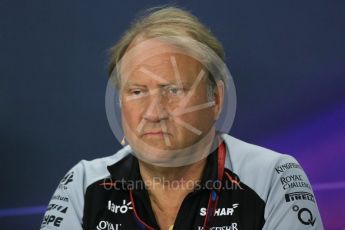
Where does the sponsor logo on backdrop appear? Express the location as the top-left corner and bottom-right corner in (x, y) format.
(51, 194), (69, 202)
(285, 192), (315, 203)
(280, 174), (311, 190)
(96, 221), (122, 230)
(107, 200), (133, 214)
(47, 203), (68, 214)
(58, 171), (74, 190)
(275, 162), (301, 174)
(41, 214), (64, 228)
(197, 223), (238, 230)
(292, 205), (316, 226)
(200, 203), (239, 217)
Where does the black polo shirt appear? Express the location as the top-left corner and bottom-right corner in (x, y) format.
(82, 147), (265, 230)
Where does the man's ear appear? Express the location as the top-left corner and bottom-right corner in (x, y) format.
(213, 81), (224, 120)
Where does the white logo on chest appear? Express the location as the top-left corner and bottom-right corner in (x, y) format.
(200, 203), (239, 216)
(108, 200), (133, 214)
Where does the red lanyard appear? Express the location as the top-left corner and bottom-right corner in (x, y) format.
(129, 141), (226, 230)
(202, 141), (226, 229)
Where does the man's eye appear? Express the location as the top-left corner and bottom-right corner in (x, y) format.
(167, 86), (183, 95)
(128, 89), (148, 99)
(130, 89), (143, 95)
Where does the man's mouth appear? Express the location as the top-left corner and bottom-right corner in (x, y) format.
(142, 131), (171, 137)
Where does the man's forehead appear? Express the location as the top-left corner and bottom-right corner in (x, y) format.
(123, 78), (194, 87)
(118, 37), (209, 88)
(127, 35), (184, 55)
(121, 36), (202, 69)
(123, 52), (201, 70)
(121, 56), (205, 86)
(122, 65), (208, 88)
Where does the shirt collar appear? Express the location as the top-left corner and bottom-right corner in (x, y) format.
(107, 147), (220, 191)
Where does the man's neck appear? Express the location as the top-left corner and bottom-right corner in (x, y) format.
(138, 158), (208, 229)
(138, 157), (207, 190)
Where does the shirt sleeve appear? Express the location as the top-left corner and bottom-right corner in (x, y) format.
(262, 155), (324, 230)
(40, 162), (84, 230)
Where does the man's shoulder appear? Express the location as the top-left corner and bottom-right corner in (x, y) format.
(222, 134), (303, 202)
(69, 145), (132, 192)
(222, 134), (297, 169)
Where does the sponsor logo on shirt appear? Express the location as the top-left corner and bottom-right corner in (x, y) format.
(96, 220), (122, 230)
(285, 192), (315, 203)
(197, 223), (238, 230)
(58, 171), (74, 190)
(275, 162), (301, 174)
(292, 205), (316, 226)
(107, 200), (133, 214)
(280, 174), (311, 190)
(200, 204), (239, 217)
(41, 214), (64, 228)
(51, 194), (69, 203)
(47, 203), (68, 214)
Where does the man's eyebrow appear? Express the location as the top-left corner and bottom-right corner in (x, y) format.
(158, 82), (188, 87)
(124, 80), (190, 88)
(123, 82), (147, 88)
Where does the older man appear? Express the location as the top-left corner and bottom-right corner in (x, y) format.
(41, 6), (323, 230)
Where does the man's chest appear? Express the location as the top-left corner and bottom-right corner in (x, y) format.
(82, 182), (265, 230)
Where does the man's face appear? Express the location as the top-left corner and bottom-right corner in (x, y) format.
(119, 38), (222, 161)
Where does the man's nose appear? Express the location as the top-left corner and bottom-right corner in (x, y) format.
(143, 93), (169, 122)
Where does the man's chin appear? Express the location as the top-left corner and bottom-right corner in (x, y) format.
(140, 139), (175, 150)
(129, 141), (210, 167)
(132, 143), (179, 162)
